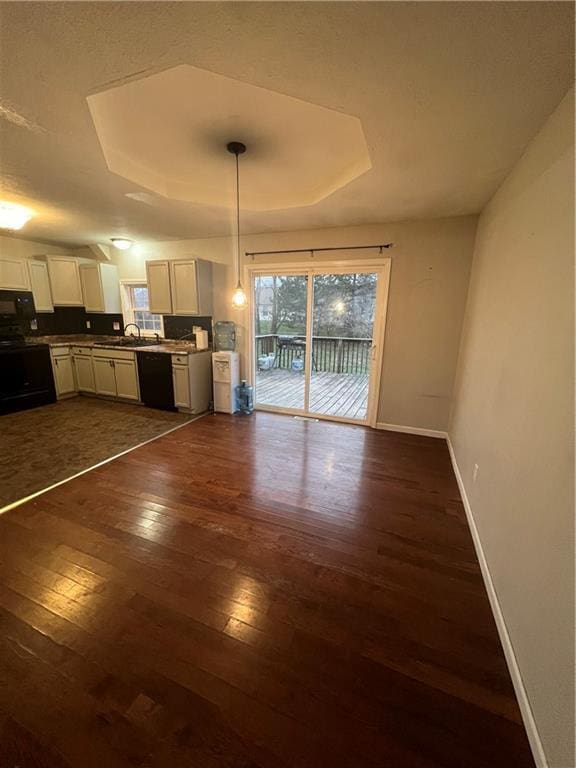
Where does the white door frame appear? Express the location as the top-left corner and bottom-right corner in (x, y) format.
(245, 258), (391, 428)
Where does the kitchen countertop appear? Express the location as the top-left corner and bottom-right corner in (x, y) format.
(26, 334), (209, 355)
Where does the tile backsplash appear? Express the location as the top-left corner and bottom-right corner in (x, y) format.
(24, 305), (212, 343)
(27, 307), (124, 336)
(162, 315), (213, 344)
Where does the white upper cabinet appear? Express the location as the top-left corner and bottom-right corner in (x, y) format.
(147, 258), (212, 316)
(47, 257), (83, 306)
(146, 260), (172, 314)
(80, 262), (121, 313)
(171, 261), (199, 315)
(0, 258), (30, 291)
(27, 260), (54, 312)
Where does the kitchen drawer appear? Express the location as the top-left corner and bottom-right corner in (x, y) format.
(50, 346), (70, 357)
(171, 354), (189, 366)
(72, 346), (92, 356)
(92, 348), (136, 361)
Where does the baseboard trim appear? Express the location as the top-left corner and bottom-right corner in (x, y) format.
(446, 437), (548, 768)
(375, 422), (447, 439)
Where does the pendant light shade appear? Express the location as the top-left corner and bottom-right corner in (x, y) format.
(232, 282), (248, 308)
(227, 141), (248, 310)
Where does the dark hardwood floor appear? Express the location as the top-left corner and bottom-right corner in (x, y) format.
(0, 412), (534, 767)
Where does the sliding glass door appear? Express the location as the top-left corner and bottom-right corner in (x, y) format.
(253, 273), (309, 411)
(309, 272), (377, 420)
(252, 263), (389, 426)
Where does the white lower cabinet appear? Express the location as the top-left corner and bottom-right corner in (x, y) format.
(93, 350), (140, 401)
(74, 355), (96, 392)
(172, 364), (191, 409)
(93, 357), (117, 396)
(51, 348), (77, 398)
(49, 343), (140, 403)
(114, 358), (139, 401)
(171, 351), (211, 413)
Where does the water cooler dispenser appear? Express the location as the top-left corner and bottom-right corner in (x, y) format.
(212, 351), (240, 413)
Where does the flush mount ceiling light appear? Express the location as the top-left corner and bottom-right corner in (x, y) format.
(0, 202), (33, 231)
(228, 141), (248, 310)
(110, 238), (133, 250)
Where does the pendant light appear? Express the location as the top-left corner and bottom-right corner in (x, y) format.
(227, 141), (248, 309)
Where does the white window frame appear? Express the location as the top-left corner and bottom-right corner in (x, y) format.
(119, 279), (164, 337)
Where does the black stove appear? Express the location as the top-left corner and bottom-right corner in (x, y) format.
(0, 323), (56, 414)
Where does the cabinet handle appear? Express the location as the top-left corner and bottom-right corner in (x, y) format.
(55, 359), (59, 366)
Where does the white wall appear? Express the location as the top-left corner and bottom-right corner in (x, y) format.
(113, 216), (476, 430)
(0, 235), (73, 260)
(449, 90), (575, 767)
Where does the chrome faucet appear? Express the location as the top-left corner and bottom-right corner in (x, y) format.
(123, 322), (141, 339)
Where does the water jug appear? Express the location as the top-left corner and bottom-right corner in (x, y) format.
(236, 380), (254, 415)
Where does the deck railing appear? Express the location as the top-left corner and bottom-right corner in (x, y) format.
(256, 334), (372, 374)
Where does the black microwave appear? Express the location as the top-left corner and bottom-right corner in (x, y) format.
(0, 290), (36, 326)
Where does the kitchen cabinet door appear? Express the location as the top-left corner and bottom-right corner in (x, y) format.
(146, 260), (172, 314)
(80, 263), (121, 313)
(172, 365), (190, 408)
(170, 261), (198, 315)
(79, 263), (104, 312)
(93, 357), (117, 397)
(53, 355), (76, 397)
(27, 261), (53, 312)
(114, 358), (140, 401)
(74, 355), (95, 393)
(47, 257), (83, 306)
(0, 258), (29, 290)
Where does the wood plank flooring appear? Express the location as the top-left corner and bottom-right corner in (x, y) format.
(0, 412), (534, 767)
(256, 370), (369, 419)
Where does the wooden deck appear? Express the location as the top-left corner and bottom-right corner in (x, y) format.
(256, 369), (369, 420)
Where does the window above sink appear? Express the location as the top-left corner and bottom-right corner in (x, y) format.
(120, 281), (163, 337)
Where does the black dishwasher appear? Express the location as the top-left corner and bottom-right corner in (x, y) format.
(137, 352), (176, 411)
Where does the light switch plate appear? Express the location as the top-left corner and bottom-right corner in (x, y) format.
(30, 319), (38, 330)
(86, 320), (91, 329)
(113, 321), (120, 330)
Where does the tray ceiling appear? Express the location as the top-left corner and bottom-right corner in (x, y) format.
(0, 2), (573, 246)
(87, 65), (371, 211)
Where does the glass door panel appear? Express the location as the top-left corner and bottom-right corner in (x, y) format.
(254, 274), (308, 412)
(309, 272), (378, 421)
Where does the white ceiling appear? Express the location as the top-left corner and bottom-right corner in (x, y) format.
(0, 2), (573, 247)
(87, 64), (372, 210)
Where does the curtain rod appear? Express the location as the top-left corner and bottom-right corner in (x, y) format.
(245, 242), (393, 258)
